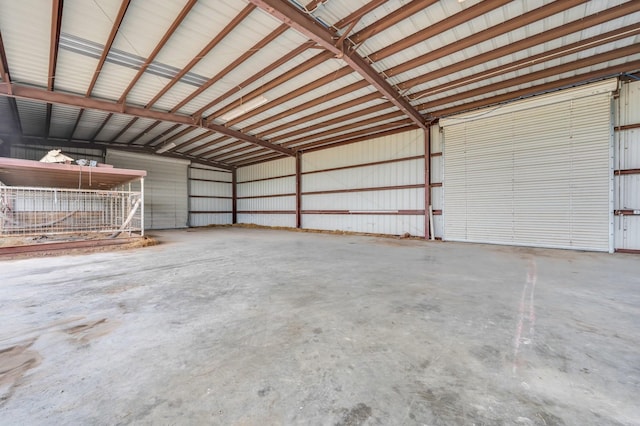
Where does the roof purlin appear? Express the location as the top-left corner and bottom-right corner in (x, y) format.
(247, 0), (427, 130)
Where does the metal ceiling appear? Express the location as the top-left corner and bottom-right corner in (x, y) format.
(0, 0), (639, 170)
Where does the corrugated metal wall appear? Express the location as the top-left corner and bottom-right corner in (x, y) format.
(614, 79), (640, 251)
(188, 165), (233, 226)
(106, 150), (189, 230)
(441, 80), (616, 252)
(302, 129), (425, 236)
(236, 157), (296, 227)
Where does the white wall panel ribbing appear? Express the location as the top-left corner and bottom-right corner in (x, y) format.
(188, 165), (233, 227)
(302, 129), (425, 236)
(237, 157), (296, 227)
(614, 80), (640, 251)
(442, 80), (615, 251)
(106, 150), (189, 230)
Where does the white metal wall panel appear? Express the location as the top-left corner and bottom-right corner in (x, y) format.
(237, 176), (295, 198)
(237, 157), (295, 181)
(236, 214), (295, 228)
(442, 83), (613, 251)
(301, 129), (425, 236)
(238, 196), (296, 211)
(237, 158), (296, 227)
(303, 189), (423, 211)
(613, 80), (640, 251)
(303, 160), (423, 192)
(303, 214), (424, 236)
(302, 129), (423, 172)
(188, 166), (232, 227)
(106, 150), (189, 230)
(616, 79), (640, 127)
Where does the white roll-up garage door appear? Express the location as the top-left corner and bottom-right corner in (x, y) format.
(106, 150), (189, 230)
(440, 80), (616, 252)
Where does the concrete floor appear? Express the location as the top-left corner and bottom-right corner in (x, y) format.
(1, 228), (639, 425)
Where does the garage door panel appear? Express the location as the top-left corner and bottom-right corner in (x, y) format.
(442, 82), (613, 251)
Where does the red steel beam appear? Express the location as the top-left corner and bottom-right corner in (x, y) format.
(87, 0), (131, 96)
(255, 92), (385, 139)
(416, 44), (640, 112)
(173, 132), (223, 152)
(281, 110), (405, 147)
(204, 50), (333, 122)
(292, 119), (414, 150)
(296, 151), (302, 228)
(246, 81), (375, 135)
(118, 0), (197, 104)
(400, 0), (640, 92)
(424, 127), (430, 240)
(0, 31), (9, 83)
(224, 63), (353, 127)
(0, 31), (22, 136)
(350, 0), (438, 45)
(193, 43), (311, 122)
(199, 141), (246, 159)
(301, 125), (418, 153)
(369, 0), (512, 63)
(386, 0), (588, 78)
(232, 168), (238, 224)
(411, 24), (640, 102)
(48, 0), (63, 92)
(68, 0), (130, 141)
(170, 24), (289, 113)
(185, 137), (235, 156)
(0, 83), (294, 156)
(145, 4), (255, 109)
(230, 154), (287, 168)
(269, 102), (394, 143)
(247, 0), (427, 130)
(428, 59), (640, 118)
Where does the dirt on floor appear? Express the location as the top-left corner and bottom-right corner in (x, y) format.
(0, 233), (157, 259)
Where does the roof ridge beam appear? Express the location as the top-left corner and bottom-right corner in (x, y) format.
(247, 0), (427, 130)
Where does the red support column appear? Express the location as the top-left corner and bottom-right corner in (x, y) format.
(232, 167), (238, 224)
(424, 127), (431, 240)
(296, 151), (302, 228)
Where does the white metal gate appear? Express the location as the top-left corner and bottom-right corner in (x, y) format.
(441, 80), (616, 252)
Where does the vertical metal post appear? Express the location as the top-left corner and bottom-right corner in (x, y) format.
(140, 177), (145, 236)
(296, 151), (302, 229)
(186, 166), (192, 228)
(232, 167), (237, 224)
(424, 127), (431, 240)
